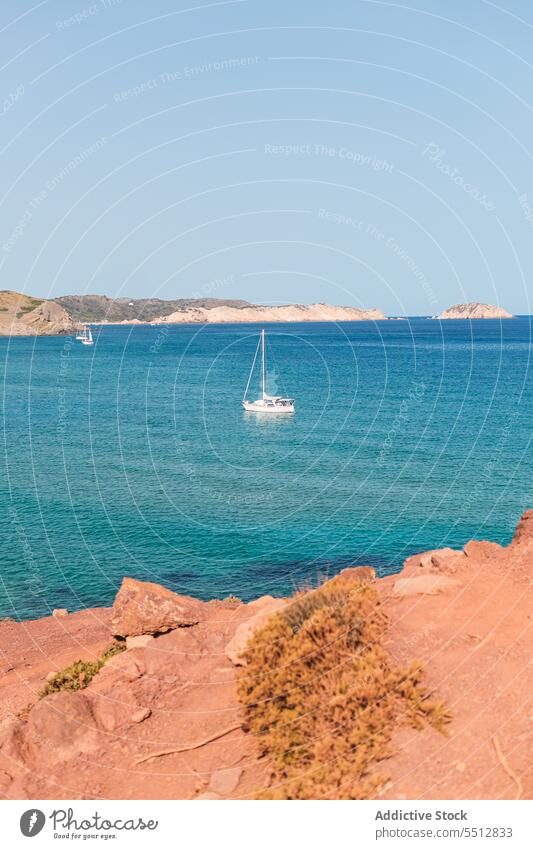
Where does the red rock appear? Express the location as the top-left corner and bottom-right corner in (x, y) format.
(27, 691), (100, 760)
(393, 575), (459, 597)
(91, 694), (132, 731)
(208, 766), (242, 795)
(463, 540), (503, 560)
(337, 566), (375, 584)
(225, 598), (287, 665)
(131, 707), (151, 724)
(511, 510), (533, 547)
(404, 548), (464, 574)
(430, 548), (466, 572)
(0, 769), (12, 792)
(245, 594), (282, 614)
(0, 719), (29, 765)
(126, 634), (154, 650)
(90, 687), (151, 731)
(92, 650), (145, 685)
(142, 626), (202, 677)
(110, 577), (203, 637)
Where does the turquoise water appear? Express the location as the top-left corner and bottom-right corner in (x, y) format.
(1, 319), (531, 620)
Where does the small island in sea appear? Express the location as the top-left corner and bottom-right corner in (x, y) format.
(435, 302), (514, 319)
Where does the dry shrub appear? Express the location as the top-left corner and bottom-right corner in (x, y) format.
(238, 573), (450, 799)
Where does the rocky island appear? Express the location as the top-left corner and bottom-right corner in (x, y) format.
(0, 512), (530, 800)
(435, 302), (514, 319)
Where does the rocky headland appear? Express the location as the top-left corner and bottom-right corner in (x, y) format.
(435, 302), (514, 319)
(0, 512), (531, 800)
(0, 291), (75, 336)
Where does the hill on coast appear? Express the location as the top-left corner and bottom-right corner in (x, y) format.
(0, 290), (74, 336)
(55, 294), (252, 323)
(56, 295), (386, 325)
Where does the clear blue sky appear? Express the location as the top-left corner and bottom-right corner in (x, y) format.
(1, 0), (532, 314)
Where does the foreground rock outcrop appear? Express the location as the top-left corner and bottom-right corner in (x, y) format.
(435, 302), (514, 319)
(0, 513), (531, 800)
(110, 577), (203, 637)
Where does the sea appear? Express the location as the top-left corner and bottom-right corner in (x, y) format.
(1, 318), (531, 620)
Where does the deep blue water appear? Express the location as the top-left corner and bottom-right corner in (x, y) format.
(1, 318), (531, 620)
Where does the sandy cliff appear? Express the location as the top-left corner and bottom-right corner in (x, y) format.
(435, 302), (514, 319)
(155, 302), (386, 324)
(0, 291), (75, 336)
(0, 512), (530, 800)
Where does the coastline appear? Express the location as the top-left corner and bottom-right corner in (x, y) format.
(1, 513), (530, 800)
(2, 315), (526, 335)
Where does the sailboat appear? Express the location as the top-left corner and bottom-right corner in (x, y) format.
(242, 329), (294, 413)
(79, 325), (93, 346)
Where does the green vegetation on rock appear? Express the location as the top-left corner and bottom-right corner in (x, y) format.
(39, 642), (125, 698)
(54, 294), (252, 323)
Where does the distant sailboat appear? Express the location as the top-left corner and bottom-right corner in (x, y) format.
(79, 325), (93, 346)
(242, 329), (294, 413)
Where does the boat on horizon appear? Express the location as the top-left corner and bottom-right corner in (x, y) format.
(242, 329), (294, 414)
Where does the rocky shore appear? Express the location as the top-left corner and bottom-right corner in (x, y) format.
(0, 512), (531, 800)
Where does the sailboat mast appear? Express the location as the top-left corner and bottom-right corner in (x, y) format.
(261, 329), (265, 399)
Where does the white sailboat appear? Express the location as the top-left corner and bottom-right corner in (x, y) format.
(242, 329), (294, 413)
(79, 325), (93, 346)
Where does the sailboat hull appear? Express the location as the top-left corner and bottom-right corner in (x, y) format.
(243, 399), (294, 413)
